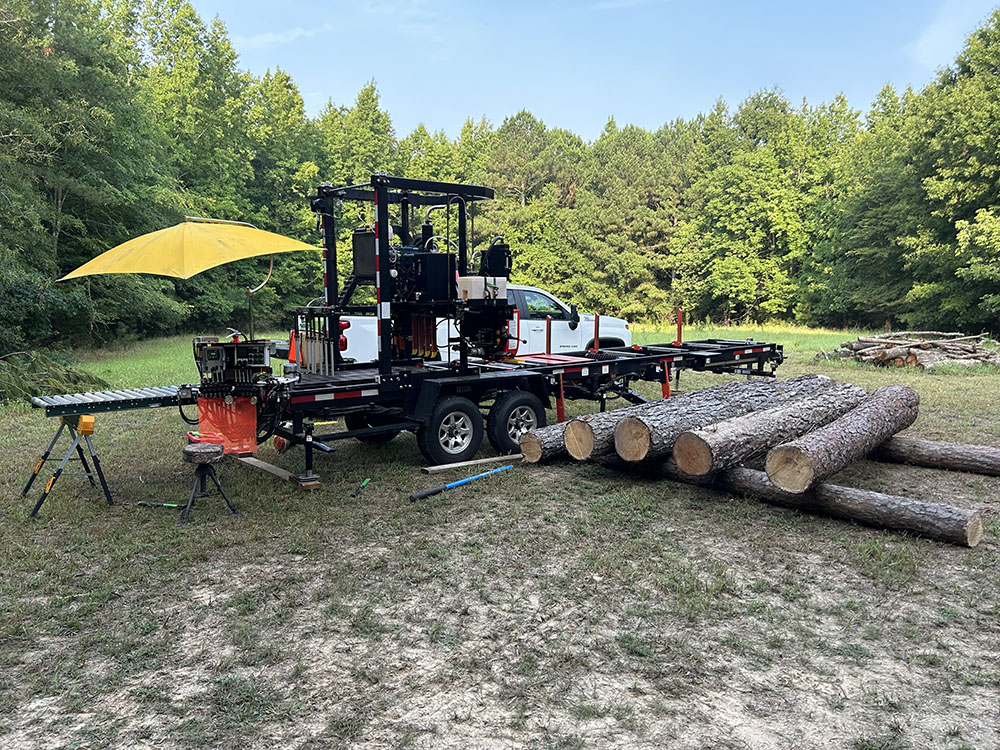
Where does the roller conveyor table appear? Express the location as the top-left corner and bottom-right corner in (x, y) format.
(30, 385), (182, 418)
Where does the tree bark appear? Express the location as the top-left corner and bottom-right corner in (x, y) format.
(563, 375), (832, 462)
(672, 383), (868, 476)
(874, 345), (913, 361)
(594, 457), (983, 547)
(609, 374), (836, 463)
(520, 421), (570, 463)
(872, 436), (1000, 477)
(715, 467), (982, 548)
(765, 385), (920, 493)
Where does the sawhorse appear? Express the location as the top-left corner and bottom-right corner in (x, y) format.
(21, 414), (113, 517)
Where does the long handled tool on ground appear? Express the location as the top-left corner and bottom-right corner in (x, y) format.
(409, 464), (514, 502)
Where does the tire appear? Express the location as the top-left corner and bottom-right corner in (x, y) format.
(487, 390), (547, 454)
(345, 412), (400, 445)
(417, 396), (484, 465)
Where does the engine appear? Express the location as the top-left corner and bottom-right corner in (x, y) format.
(351, 222), (514, 361)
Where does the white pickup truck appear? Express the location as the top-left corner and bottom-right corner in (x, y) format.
(342, 284), (632, 362)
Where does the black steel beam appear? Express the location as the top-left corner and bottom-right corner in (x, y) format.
(457, 197), (468, 276)
(370, 174), (494, 200)
(374, 182), (393, 379)
(315, 186), (492, 207)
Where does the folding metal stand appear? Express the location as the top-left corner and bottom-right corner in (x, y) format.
(137, 443), (240, 524)
(178, 462), (240, 526)
(21, 415), (113, 517)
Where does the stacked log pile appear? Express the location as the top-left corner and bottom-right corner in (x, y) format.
(563, 374), (833, 462)
(521, 376), (991, 547)
(831, 331), (1000, 370)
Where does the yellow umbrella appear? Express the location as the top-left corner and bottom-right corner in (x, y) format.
(59, 217), (317, 281)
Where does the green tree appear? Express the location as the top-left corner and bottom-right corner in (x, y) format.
(802, 85), (919, 328)
(900, 9), (1000, 331)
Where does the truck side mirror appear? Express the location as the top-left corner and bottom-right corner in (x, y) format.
(568, 303), (580, 330)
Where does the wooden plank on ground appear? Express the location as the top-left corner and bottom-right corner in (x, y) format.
(423, 454), (523, 474)
(235, 455), (321, 491)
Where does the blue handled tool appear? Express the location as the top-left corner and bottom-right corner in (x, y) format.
(409, 464), (514, 502)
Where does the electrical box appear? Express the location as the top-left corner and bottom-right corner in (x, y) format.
(193, 339), (271, 385)
(457, 276), (507, 302)
(416, 252), (456, 301)
(352, 229), (376, 277)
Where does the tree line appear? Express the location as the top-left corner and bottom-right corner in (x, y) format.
(4, 0), (1000, 351)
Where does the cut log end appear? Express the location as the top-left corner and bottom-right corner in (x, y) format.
(520, 434), (543, 463)
(967, 512), (985, 548)
(615, 416), (653, 462)
(765, 446), (815, 494)
(564, 420), (595, 461)
(672, 431), (714, 476)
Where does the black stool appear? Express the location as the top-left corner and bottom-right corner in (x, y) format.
(179, 443), (240, 525)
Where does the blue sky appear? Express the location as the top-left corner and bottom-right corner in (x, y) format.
(189, 0), (998, 140)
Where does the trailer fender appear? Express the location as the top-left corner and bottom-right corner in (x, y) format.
(518, 378), (551, 409)
(481, 375), (551, 410)
(414, 373), (551, 424)
(413, 381), (444, 424)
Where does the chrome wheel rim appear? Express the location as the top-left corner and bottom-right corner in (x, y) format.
(439, 412), (473, 454)
(506, 405), (537, 443)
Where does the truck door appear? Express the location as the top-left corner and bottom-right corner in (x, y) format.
(521, 290), (579, 354)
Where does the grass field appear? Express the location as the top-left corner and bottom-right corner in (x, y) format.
(1, 326), (999, 749)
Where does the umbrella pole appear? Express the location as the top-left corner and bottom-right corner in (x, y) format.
(246, 254), (274, 341)
(247, 291), (255, 341)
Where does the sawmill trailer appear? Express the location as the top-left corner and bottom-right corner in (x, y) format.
(31, 175), (784, 480)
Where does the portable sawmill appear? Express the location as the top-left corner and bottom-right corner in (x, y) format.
(32, 175), (784, 479)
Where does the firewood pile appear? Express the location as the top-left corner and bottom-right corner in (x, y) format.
(521, 374), (994, 547)
(829, 331), (1000, 369)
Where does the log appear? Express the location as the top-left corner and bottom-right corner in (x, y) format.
(520, 421), (570, 463)
(912, 350), (946, 370)
(765, 385), (920, 493)
(842, 340), (888, 352)
(926, 358), (994, 370)
(593, 456), (982, 547)
(874, 345), (915, 361)
(672, 383), (869, 476)
(928, 333), (988, 344)
(856, 336), (919, 346)
(872, 436), (1000, 477)
(608, 374), (836, 464)
(715, 468), (983, 548)
(889, 331), (966, 340)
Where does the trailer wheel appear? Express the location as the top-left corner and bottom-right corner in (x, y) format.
(417, 396), (484, 465)
(487, 390), (547, 454)
(345, 413), (400, 444)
